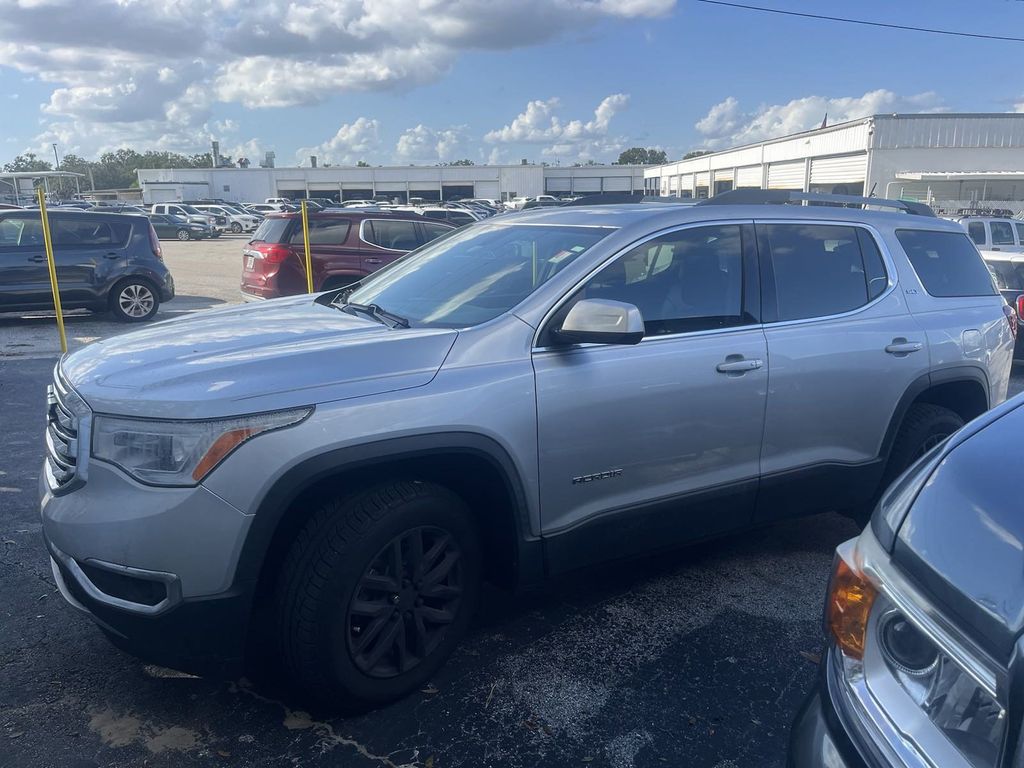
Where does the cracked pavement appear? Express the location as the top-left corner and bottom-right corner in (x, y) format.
(3, 290), (1021, 766)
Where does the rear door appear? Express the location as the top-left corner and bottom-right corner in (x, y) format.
(287, 217), (354, 290)
(989, 220), (1024, 254)
(0, 215), (50, 309)
(49, 214), (131, 304)
(755, 221), (930, 521)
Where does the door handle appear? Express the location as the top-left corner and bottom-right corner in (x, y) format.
(103, 252), (120, 259)
(716, 357), (763, 375)
(885, 338), (923, 355)
(365, 258), (382, 264)
(27, 254), (45, 263)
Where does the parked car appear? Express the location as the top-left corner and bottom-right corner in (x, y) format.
(241, 210), (455, 299)
(245, 203), (292, 215)
(790, 391), (1024, 768)
(0, 209), (173, 321)
(192, 204), (260, 234)
(521, 198), (563, 210)
(39, 192), (1013, 712)
(948, 215), (1024, 254)
(149, 213), (210, 241)
(265, 197), (291, 205)
(982, 251), (1024, 361)
(150, 203), (224, 237)
(391, 205), (482, 226)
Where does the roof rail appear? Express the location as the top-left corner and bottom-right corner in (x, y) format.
(696, 189), (936, 217)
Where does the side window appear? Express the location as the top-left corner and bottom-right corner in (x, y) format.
(895, 229), (997, 298)
(759, 224), (884, 321)
(0, 217), (43, 248)
(364, 220), (420, 251)
(420, 222), (453, 244)
(967, 221), (986, 245)
(289, 219), (351, 245)
(575, 224), (747, 336)
(1015, 223), (1024, 244)
(990, 221), (1015, 246)
(857, 229), (889, 300)
(423, 210), (448, 220)
(51, 218), (131, 247)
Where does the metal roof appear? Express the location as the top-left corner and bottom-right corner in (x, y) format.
(896, 171), (1024, 181)
(0, 171), (85, 179)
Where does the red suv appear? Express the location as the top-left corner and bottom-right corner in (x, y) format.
(240, 211), (455, 299)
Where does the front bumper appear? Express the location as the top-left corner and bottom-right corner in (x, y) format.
(790, 677), (873, 768)
(39, 447), (255, 675)
(46, 536), (248, 677)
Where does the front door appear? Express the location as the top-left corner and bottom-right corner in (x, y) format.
(532, 222), (768, 573)
(0, 214), (50, 309)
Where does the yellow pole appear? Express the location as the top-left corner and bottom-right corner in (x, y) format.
(300, 200), (314, 293)
(37, 187), (67, 354)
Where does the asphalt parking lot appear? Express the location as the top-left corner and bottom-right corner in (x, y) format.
(2, 242), (1022, 767)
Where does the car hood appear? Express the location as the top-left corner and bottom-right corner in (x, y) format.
(892, 396), (1024, 660)
(62, 295), (458, 419)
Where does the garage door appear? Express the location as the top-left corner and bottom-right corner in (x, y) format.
(572, 177), (601, 193)
(809, 154), (867, 185)
(375, 182), (406, 192)
(546, 177), (571, 192)
(736, 166), (762, 188)
(767, 161), (805, 190)
(679, 174), (693, 194)
(695, 172), (710, 188)
(713, 168), (733, 183)
(602, 176), (632, 192)
(475, 181), (500, 199)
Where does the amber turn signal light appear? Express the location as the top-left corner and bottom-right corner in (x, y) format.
(826, 555), (877, 660)
(191, 427), (257, 482)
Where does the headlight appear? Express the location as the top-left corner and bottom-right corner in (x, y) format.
(92, 408), (311, 486)
(877, 611), (1005, 768)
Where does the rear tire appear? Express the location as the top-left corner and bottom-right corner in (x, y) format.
(849, 403), (963, 524)
(109, 278), (160, 322)
(275, 481), (481, 712)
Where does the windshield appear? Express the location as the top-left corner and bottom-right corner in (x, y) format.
(179, 205), (203, 215)
(346, 222), (614, 327)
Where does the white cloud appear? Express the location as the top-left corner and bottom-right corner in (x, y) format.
(394, 124), (469, 164)
(694, 89), (948, 149)
(0, 0), (674, 158)
(296, 118), (382, 166)
(484, 93), (630, 163)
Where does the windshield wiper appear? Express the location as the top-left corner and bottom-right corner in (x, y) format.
(340, 302), (410, 329)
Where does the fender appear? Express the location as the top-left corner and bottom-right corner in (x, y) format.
(878, 365), (991, 461)
(231, 431), (543, 595)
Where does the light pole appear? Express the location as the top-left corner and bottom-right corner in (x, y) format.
(51, 143), (61, 200)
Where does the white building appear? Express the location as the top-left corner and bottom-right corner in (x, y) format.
(644, 113), (1024, 213)
(136, 163), (647, 205)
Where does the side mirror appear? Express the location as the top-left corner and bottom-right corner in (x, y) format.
(553, 299), (645, 346)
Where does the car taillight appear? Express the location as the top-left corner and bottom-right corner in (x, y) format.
(148, 224), (162, 260)
(257, 244), (292, 264)
(1004, 303), (1018, 339)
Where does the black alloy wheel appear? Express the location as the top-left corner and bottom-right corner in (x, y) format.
(346, 526), (463, 678)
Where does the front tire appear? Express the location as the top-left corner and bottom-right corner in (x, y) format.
(275, 481), (481, 712)
(231, 222), (243, 234)
(176, 229), (191, 241)
(109, 278), (160, 322)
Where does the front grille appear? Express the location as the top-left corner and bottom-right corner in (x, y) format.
(45, 375), (80, 489)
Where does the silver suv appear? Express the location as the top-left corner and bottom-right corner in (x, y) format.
(39, 192), (1016, 710)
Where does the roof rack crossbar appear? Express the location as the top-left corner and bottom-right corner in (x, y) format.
(695, 189), (935, 217)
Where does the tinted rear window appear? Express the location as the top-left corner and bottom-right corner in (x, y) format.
(251, 217), (291, 243)
(289, 218), (351, 245)
(896, 230), (997, 297)
(52, 217), (131, 247)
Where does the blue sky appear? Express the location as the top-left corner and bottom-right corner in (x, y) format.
(1, 0), (1022, 166)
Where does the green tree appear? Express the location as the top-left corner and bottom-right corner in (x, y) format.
(682, 150), (713, 160)
(615, 147), (668, 165)
(356, 160), (370, 167)
(3, 153), (52, 172)
(446, 159), (475, 166)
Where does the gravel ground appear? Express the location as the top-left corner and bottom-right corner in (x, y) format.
(1, 245), (1021, 767)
